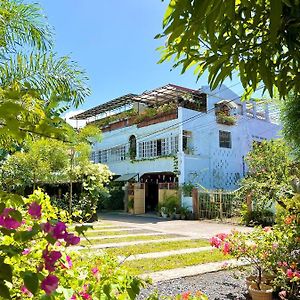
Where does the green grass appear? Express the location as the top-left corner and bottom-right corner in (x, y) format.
(105, 239), (210, 257)
(80, 234), (179, 245)
(122, 250), (227, 275)
(83, 229), (147, 237)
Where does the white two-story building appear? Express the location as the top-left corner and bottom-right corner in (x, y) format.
(72, 84), (280, 213)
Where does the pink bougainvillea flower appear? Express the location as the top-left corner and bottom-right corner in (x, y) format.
(52, 222), (67, 239)
(286, 269), (294, 278)
(41, 222), (53, 233)
(216, 233), (228, 241)
(66, 255), (73, 268)
(209, 236), (222, 248)
(28, 202), (42, 219)
(42, 248), (62, 272)
(79, 285), (92, 300)
(41, 274), (59, 295)
(70, 294), (77, 300)
(0, 208), (22, 229)
(222, 241), (231, 255)
(22, 248), (31, 255)
(21, 285), (33, 297)
(64, 233), (80, 246)
(91, 267), (99, 276)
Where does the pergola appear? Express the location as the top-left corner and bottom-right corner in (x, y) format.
(71, 84), (205, 120)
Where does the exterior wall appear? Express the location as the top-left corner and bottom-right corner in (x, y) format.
(92, 117), (179, 176)
(91, 85), (281, 192)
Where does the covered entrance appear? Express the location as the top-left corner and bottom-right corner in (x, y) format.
(141, 172), (178, 213)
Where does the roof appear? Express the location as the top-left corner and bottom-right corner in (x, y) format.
(114, 173), (138, 182)
(215, 100), (239, 109)
(132, 83), (203, 105)
(71, 94), (138, 120)
(71, 84), (206, 120)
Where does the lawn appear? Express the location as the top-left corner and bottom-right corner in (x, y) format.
(80, 234), (180, 246)
(105, 239), (210, 257)
(121, 250), (227, 275)
(83, 229), (150, 237)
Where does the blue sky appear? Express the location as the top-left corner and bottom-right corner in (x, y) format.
(37, 0), (242, 111)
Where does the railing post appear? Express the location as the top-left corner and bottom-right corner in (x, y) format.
(219, 191), (223, 220)
(192, 188), (199, 219)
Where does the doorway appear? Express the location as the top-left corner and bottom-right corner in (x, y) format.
(145, 182), (158, 212)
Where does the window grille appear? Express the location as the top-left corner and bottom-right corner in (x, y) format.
(219, 130), (232, 148)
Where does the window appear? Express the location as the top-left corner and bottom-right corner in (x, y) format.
(219, 130), (231, 148)
(99, 149), (108, 163)
(129, 135), (136, 160)
(90, 152), (95, 162)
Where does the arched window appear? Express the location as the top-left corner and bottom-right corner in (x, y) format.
(129, 135), (136, 160)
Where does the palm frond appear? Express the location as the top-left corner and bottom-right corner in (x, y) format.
(0, 0), (52, 52)
(0, 52), (90, 108)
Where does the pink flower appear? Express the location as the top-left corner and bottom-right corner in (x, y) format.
(286, 269), (294, 278)
(42, 248), (62, 272)
(295, 271), (300, 278)
(0, 208), (22, 229)
(209, 236), (222, 248)
(52, 222), (67, 239)
(216, 233), (228, 241)
(64, 233), (80, 246)
(222, 242), (231, 255)
(79, 285), (92, 300)
(70, 294), (77, 300)
(22, 248), (31, 255)
(41, 222), (53, 233)
(91, 267), (99, 276)
(28, 202), (42, 219)
(21, 285), (33, 297)
(41, 275), (59, 295)
(66, 255), (73, 268)
(272, 243), (279, 249)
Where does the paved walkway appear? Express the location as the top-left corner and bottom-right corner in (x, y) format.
(98, 212), (251, 239)
(140, 259), (246, 283)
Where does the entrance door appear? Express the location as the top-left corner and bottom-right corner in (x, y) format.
(145, 182), (158, 212)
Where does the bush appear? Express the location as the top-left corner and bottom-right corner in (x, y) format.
(100, 184), (124, 211)
(241, 205), (275, 226)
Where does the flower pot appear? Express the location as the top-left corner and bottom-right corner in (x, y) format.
(246, 275), (257, 290)
(174, 213), (181, 220)
(249, 283), (273, 300)
(161, 212), (168, 218)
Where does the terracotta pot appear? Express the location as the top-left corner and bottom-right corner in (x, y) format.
(249, 283), (273, 300)
(246, 275), (257, 290)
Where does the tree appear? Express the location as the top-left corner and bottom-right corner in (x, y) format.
(0, 0), (90, 150)
(158, 0), (300, 99)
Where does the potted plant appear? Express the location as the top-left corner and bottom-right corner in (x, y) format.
(128, 198), (134, 214)
(210, 228), (275, 300)
(160, 206), (168, 218)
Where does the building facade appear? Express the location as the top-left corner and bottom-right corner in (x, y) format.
(72, 84), (281, 213)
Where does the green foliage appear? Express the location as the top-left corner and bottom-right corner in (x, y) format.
(236, 139), (294, 224)
(159, 195), (180, 215)
(159, 0), (300, 99)
(281, 93), (300, 156)
(240, 204), (274, 227)
(181, 182), (194, 197)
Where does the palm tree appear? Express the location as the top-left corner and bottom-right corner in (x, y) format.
(0, 0), (90, 149)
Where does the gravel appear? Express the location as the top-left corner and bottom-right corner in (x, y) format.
(138, 270), (251, 300)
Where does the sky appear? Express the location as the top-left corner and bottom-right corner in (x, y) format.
(36, 0), (243, 113)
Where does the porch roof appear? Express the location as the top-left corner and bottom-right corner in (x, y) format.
(114, 173), (138, 182)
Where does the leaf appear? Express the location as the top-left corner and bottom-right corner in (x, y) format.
(270, 0), (282, 43)
(24, 271), (39, 295)
(0, 281), (11, 299)
(74, 224), (92, 235)
(0, 263), (12, 282)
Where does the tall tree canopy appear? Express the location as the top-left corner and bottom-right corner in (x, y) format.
(0, 0), (90, 149)
(158, 0), (300, 99)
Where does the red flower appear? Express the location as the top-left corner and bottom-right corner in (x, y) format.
(41, 275), (59, 295)
(210, 236), (222, 248)
(222, 242), (231, 255)
(28, 202), (42, 219)
(286, 269), (294, 278)
(182, 291), (191, 300)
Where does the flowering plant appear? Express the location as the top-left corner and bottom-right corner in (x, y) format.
(0, 190), (148, 299)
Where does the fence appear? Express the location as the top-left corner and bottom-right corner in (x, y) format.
(198, 190), (242, 223)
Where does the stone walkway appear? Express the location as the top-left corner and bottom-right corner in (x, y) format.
(71, 213), (251, 281)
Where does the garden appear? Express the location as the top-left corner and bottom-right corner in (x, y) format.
(0, 0), (300, 299)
